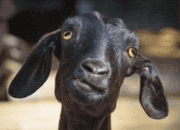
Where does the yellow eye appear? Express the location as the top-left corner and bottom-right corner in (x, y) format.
(128, 48), (137, 58)
(63, 31), (73, 40)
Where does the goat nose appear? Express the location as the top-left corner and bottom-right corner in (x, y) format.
(81, 59), (110, 76)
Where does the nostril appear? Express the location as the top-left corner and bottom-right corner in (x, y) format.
(82, 64), (94, 73)
(81, 59), (110, 76)
(97, 69), (109, 75)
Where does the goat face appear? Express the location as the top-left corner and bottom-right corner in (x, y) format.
(55, 13), (137, 112)
(9, 12), (168, 119)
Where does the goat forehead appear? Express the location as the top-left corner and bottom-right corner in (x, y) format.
(107, 23), (139, 47)
(63, 13), (139, 49)
(81, 15), (104, 32)
(75, 16), (107, 45)
(80, 13), (139, 48)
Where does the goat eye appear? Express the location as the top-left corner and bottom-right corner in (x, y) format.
(128, 48), (137, 58)
(63, 31), (73, 40)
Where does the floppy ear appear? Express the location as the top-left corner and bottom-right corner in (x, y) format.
(134, 55), (168, 119)
(8, 29), (61, 98)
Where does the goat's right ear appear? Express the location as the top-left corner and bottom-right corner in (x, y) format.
(134, 55), (168, 119)
(8, 29), (61, 98)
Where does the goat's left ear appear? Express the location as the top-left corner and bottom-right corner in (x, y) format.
(8, 29), (61, 98)
(134, 55), (168, 119)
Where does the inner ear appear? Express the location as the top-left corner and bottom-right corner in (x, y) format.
(8, 29), (61, 98)
(140, 76), (168, 119)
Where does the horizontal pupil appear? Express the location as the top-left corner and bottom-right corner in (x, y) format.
(128, 48), (137, 58)
(132, 49), (135, 55)
(64, 32), (71, 36)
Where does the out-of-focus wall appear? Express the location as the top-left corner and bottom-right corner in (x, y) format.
(0, 0), (30, 101)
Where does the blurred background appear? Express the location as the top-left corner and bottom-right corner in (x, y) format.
(0, 0), (179, 129)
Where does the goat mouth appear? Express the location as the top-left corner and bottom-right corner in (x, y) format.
(68, 78), (109, 106)
(73, 79), (106, 94)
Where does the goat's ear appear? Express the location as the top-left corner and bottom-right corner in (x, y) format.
(8, 29), (61, 98)
(134, 55), (168, 119)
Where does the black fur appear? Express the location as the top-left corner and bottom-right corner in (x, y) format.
(8, 12), (168, 130)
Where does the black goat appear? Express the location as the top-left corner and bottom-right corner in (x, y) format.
(8, 12), (168, 130)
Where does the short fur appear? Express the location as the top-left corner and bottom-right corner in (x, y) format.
(9, 12), (168, 130)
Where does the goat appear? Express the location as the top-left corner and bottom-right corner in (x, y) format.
(8, 12), (168, 130)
